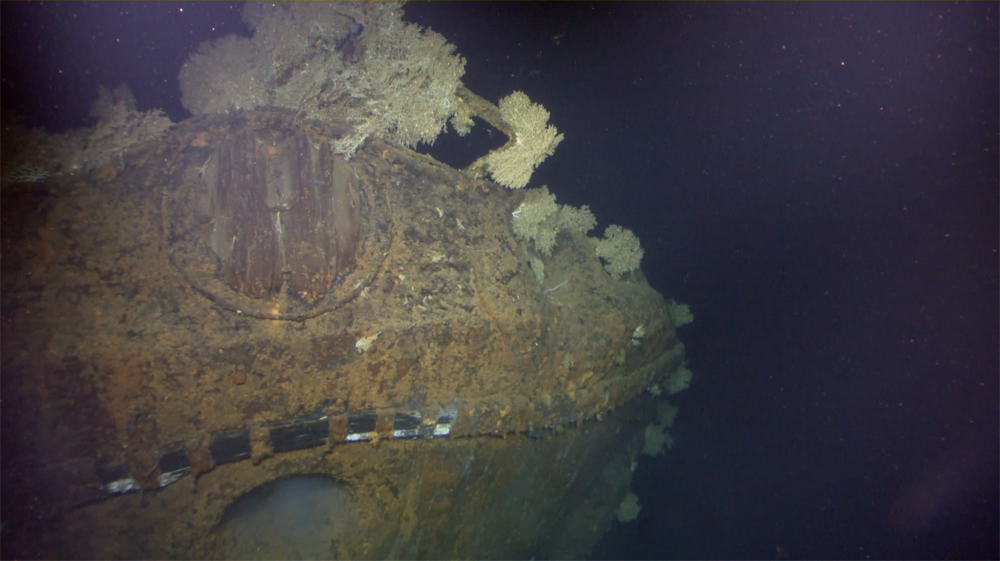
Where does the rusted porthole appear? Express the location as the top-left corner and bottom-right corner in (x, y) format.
(164, 114), (392, 320)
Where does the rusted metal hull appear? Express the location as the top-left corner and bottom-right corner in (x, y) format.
(1, 111), (684, 559)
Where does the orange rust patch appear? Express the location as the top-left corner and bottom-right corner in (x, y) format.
(397, 359), (413, 378)
(95, 165), (118, 182)
(189, 132), (209, 147)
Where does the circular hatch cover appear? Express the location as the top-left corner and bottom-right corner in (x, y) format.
(164, 118), (391, 320)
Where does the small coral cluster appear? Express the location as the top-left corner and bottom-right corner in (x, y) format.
(74, 84), (173, 171)
(594, 225), (644, 279)
(667, 299), (694, 328)
(1, 83), (172, 186)
(642, 401), (680, 457)
(509, 187), (647, 281)
(4, 164), (51, 184)
(511, 186), (596, 256)
(616, 492), (642, 523)
(664, 366), (693, 395)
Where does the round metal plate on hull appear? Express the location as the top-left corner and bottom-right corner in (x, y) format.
(164, 118), (392, 320)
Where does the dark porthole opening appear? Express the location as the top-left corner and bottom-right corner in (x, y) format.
(214, 475), (355, 560)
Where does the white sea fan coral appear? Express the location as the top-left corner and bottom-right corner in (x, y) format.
(616, 491), (642, 523)
(178, 3), (465, 160)
(668, 299), (694, 328)
(179, 35), (271, 116)
(664, 366), (693, 395)
(594, 224), (644, 279)
(511, 186), (559, 255)
(511, 186), (595, 256)
(484, 91), (564, 189)
(556, 204), (597, 235)
(74, 84), (173, 171)
(338, 16), (466, 157)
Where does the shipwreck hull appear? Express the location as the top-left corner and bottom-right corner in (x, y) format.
(0, 111), (684, 559)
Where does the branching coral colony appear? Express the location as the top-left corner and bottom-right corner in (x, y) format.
(509, 187), (647, 283)
(186, 3), (648, 282)
(2, 83), (172, 187)
(511, 186), (596, 284)
(3, 2), (650, 284)
(482, 92), (565, 189)
(595, 225), (644, 279)
(179, 2), (466, 160)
